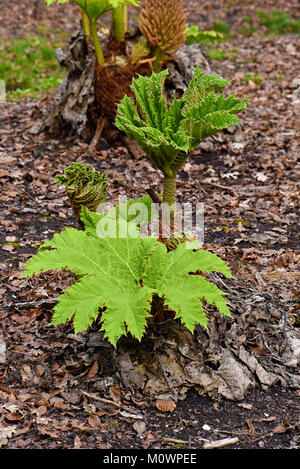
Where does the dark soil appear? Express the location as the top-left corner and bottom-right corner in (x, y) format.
(0, 0), (299, 450)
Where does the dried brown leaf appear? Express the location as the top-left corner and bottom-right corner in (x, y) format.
(110, 386), (121, 403)
(237, 403), (253, 410)
(74, 435), (82, 449)
(236, 334), (247, 346)
(35, 405), (48, 417)
(0, 425), (17, 447)
(5, 412), (23, 423)
(88, 414), (101, 428)
(37, 425), (59, 438)
(155, 399), (176, 413)
(252, 347), (265, 356)
(35, 364), (45, 377)
(133, 420), (146, 436)
(53, 399), (69, 410)
(273, 423), (293, 434)
(253, 416), (276, 423)
(87, 360), (99, 379)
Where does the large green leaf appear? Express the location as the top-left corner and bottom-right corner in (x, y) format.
(21, 217), (232, 346)
(143, 242), (232, 330)
(115, 66), (249, 176)
(130, 70), (169, 132)
(45, 0), (139, 21)
(80, 194), (158, 239)
(181, 66), (231, 116)
(22, 224), (158, 345)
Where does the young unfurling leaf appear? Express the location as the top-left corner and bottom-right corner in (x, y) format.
(115, 66), (249, 220)
(55, 163), (108, 224)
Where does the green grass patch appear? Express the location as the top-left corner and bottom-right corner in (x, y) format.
(207, 47), (238, 60)
(212, 20), (231, 35)
(0, 32), (68, 101)
(241, 73), (263, 85)
(211, 19), (234, 41)
(185, 25), (224, 45)
(257, 9), (300, 35)
(276, 71), (285, 83)
(238, 16), (256, 36)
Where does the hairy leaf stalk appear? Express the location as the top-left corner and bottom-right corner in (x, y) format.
(90, 19), (105, 66)
(162, 173), (176, 232)
(112, 6), (128, 40)
(163, 174), (176, 207)
(80, 7), (91, 42)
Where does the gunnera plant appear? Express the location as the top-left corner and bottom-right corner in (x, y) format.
(115, 66), (249, 244)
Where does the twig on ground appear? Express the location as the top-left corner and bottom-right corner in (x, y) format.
(88, 117), (106, 153)
(1, 298), (57, 312)
(203, 437), (239, 449)
(80, 390), (144, 420)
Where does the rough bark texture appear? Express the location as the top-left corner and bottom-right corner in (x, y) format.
(29, 27), (211, 140)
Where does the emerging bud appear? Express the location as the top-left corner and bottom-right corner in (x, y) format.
(56, 163), (108, 224)
(139, 0), (188, 71)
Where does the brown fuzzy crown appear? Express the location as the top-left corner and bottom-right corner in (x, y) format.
(139, 0), (188, 55)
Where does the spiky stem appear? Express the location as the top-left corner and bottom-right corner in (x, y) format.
(111, 6), (128, 41)
(90, 19), (105, 66)
(163, 174), (176, 207)
(152, 47), (166, 73)
(162, 173), (176, 234)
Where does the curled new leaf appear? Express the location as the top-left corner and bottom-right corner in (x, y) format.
(56, 163), (108, 224)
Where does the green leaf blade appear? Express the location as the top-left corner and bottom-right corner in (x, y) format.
(162, 276), (208, 330)
(22, 209), (233, 346)
(162, 243), (233, 278)
(51, 274), (105, 333)
(21, 228), (106, 278)
(146, 242), (232, 334)
(101, 285), (153, 346)
(130, 70), (169, 131)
